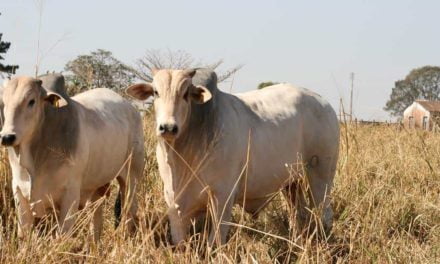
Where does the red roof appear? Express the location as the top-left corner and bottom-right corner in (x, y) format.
(416, 100), (440, 112)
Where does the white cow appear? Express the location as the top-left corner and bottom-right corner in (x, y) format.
(1, 76), (144, 240)
(126, 68), (339, 246)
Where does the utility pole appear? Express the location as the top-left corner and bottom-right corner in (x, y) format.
(350, 72), (354, 122)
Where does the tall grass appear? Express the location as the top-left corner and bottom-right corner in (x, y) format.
(0, 113), (439, 263)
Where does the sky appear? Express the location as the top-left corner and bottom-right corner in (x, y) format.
(2, 0), (440, 121)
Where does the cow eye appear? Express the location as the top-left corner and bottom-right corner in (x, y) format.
(154, 90), (159, 97)
(28, 99), (35, 108)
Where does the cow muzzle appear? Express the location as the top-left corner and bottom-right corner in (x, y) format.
(158, 123), (179, 139)
(1, 133), (17, 146)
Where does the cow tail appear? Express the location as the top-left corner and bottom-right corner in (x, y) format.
(114, 191), (122, 228)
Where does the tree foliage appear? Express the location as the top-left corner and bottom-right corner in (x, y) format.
(384, 66), (440, 117)
(64, 49), (135, 93)
(258, 81), (278, 89)
(131, 49), (242, 82)
(0, 13), (19, 76)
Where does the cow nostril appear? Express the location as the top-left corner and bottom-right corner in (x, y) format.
(1, 134), (16, 146)
(170, 125), (178, 135)
(158, 124), (166, 134)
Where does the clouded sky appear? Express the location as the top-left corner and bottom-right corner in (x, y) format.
(2, 0), (440, 120)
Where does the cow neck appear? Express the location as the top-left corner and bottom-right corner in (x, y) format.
(27, 99), (80, 168)
(164, 92), (221, 171)
(13, 106), (46, 176)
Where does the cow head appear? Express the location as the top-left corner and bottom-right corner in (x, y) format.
(0, 76), (67, 147)
(126, 69), (211, 142)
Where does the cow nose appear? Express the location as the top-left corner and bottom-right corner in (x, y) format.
(159, 124), (178, 135)
(1, 134), (16, 146)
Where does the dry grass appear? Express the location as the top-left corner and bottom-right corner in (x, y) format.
(1, 113), (440, 263)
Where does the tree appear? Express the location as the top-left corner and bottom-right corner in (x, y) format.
(258, 81), (278, 89)
(64, 49), (135, 94)
(0, 13), (19, 76)
(384, 66), (440, 117)
(131, 49), (242, 82)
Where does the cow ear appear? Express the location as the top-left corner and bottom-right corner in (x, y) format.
(126, 83), (154, 100)
(151, 68), (159, 76)
(190, 85), (212, 104)
(44, 92), (68, 108)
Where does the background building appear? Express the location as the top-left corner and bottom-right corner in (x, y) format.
(403, 100), (440, 130)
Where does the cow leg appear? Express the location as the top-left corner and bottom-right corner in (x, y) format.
(90, 184), (110, 242)
(116, 170), (139, 234)
(125, 175), (139, 234)
(91, 199), (104, 242)
(308, 168), (334, 235)
(58, 184), (80, 235)
(208, 195), (235, 247)
(285, 177), (315, 235)
(14, 187), (34, 238)
(126, 148), (143, 234)
(295, 156), (336, 236)
(168, 207), (191, 245)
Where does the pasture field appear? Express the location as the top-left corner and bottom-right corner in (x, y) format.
(1, 113), (439, 263)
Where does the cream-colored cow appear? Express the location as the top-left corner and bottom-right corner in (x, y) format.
(127, 68), (339, 246)
(1, 76), (144, 240)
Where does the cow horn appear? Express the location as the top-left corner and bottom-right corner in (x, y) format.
(183, 68), (197, 78)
